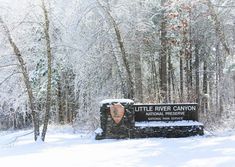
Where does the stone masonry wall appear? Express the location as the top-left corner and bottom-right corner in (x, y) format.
(96, 101), (204, 140)
(96, 102), (135, 139)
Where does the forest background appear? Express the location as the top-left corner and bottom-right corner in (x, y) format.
(0, 0), (235, 140)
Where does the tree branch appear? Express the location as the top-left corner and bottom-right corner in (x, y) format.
(205, 0), (230, 56)
(0, 71), (21, 87)
(4, 131), (34, 146)
(214, 5), (235, 8)
(0, 63), (19, 69)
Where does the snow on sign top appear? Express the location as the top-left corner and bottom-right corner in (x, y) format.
(100, 99), (134, 105)
(135, 121), (203, 127)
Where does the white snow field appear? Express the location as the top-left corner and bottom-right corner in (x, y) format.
(1, 126), (235, 167)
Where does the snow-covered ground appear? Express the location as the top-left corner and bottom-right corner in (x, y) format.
(1, 126), (235, 167)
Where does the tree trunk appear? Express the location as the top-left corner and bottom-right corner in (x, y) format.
(57, 76), (64, 124)
(152, 60), (160, 102)
(189, 54), (193, 101)
(188, 2), (193, 101)
(134, 53), (143, 103)
(0, 17), (40, 141)
(202, 60), (208, 113)
(186, 55), (190, 101)
(218, 47), (224, 117)
(159, 0), (168, 103)
(180, 54), (184, 102)
(195, 43), (200, 121)
(41, 0), (52, 142)
(168, 52), (172, 102)
(97, 0), (134, 99)
(149, 56), (160, 103)
(110, 44), (127, 98)
(171, 66), (176, 103)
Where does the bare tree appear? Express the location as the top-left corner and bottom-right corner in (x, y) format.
(40, 0), (53, 142)
(0, 17), (40, 141)
(96, 0), (134, 99)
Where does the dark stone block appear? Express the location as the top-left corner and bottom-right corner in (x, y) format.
(131, 125), (204, 138)
(98, 100), (135, 139)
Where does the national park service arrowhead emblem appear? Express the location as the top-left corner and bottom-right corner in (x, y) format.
(110, 103), (125, 124)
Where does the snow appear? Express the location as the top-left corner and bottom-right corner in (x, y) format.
(134, 103), (197, 105)
(100, 99), (134, 105)
(1, 126), (235, 167)
(135, 121), (203, 127)
(94, 127), (103, 135)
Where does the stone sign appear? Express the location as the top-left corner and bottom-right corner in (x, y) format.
(134, 103), (198, 122)
(96, 99), (203, 140)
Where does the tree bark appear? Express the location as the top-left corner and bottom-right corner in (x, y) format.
(97, 0), (134, 99)
(110, 43), (127, 98)
(159, 0), (168, 103)
(57, 76), (64, 124)
(180, 54), (184, 102)
(134, 53), (143, 103)
(41, 0), (52, 142)
(0, 17), (40, 141)
(195, 43), (200, 121)
(168, 51), (172, 102)
(188, 2), (193, 100)
(217, 43), (224, 117)
(202, 60), (208, 112)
